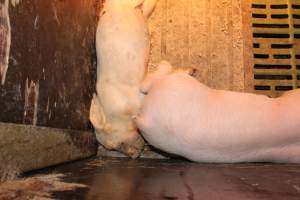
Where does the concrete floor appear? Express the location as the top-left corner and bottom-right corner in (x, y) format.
(31, 158), (300, 200)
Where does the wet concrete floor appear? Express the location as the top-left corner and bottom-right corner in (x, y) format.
(30, 158), (300, 200)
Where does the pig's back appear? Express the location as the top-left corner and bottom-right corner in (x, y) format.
(96, 7), (149, 83)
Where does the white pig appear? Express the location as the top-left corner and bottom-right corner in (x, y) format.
(135, 61), (300, 163)
(90, 0), (157, 158)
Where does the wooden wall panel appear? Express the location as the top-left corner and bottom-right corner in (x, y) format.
(148, 0), (254, 92)
(0, 0), (100, 130)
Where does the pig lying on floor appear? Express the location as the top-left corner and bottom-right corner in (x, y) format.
(135, 61), (300, 163)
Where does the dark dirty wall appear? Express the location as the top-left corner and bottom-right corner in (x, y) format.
(0, 0), (102, 130)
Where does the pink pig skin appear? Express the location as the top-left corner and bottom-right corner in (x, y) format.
(135, 62), (300, 163)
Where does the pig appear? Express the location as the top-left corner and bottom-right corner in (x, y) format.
(89, 0), (157, 158)
(135, 60), (300, 163)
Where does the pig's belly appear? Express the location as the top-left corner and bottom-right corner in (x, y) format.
(183, 92), (298, 162)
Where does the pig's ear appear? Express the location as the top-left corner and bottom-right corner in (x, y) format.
(140, 60), (173, 93)
(157, 60), (173, 73)
(90, 94), (106, 130)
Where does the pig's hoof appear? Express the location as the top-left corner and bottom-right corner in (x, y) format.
(119, 136), (145, 159)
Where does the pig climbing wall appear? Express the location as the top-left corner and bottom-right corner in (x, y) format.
(0, 0), (101, 130)
(148, 0), (254, 92)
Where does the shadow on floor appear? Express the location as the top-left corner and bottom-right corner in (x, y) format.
(21, 157), (300, 200)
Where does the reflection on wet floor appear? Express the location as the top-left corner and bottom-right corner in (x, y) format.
(26, 158), (300, 200)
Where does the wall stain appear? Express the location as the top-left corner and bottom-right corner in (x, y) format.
(23, 78), (39, 125)
(0, 0), (11, 85)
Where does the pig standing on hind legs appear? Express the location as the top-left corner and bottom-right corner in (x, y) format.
(89, 0), (157, 158)
(135, 61), (300, 163)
